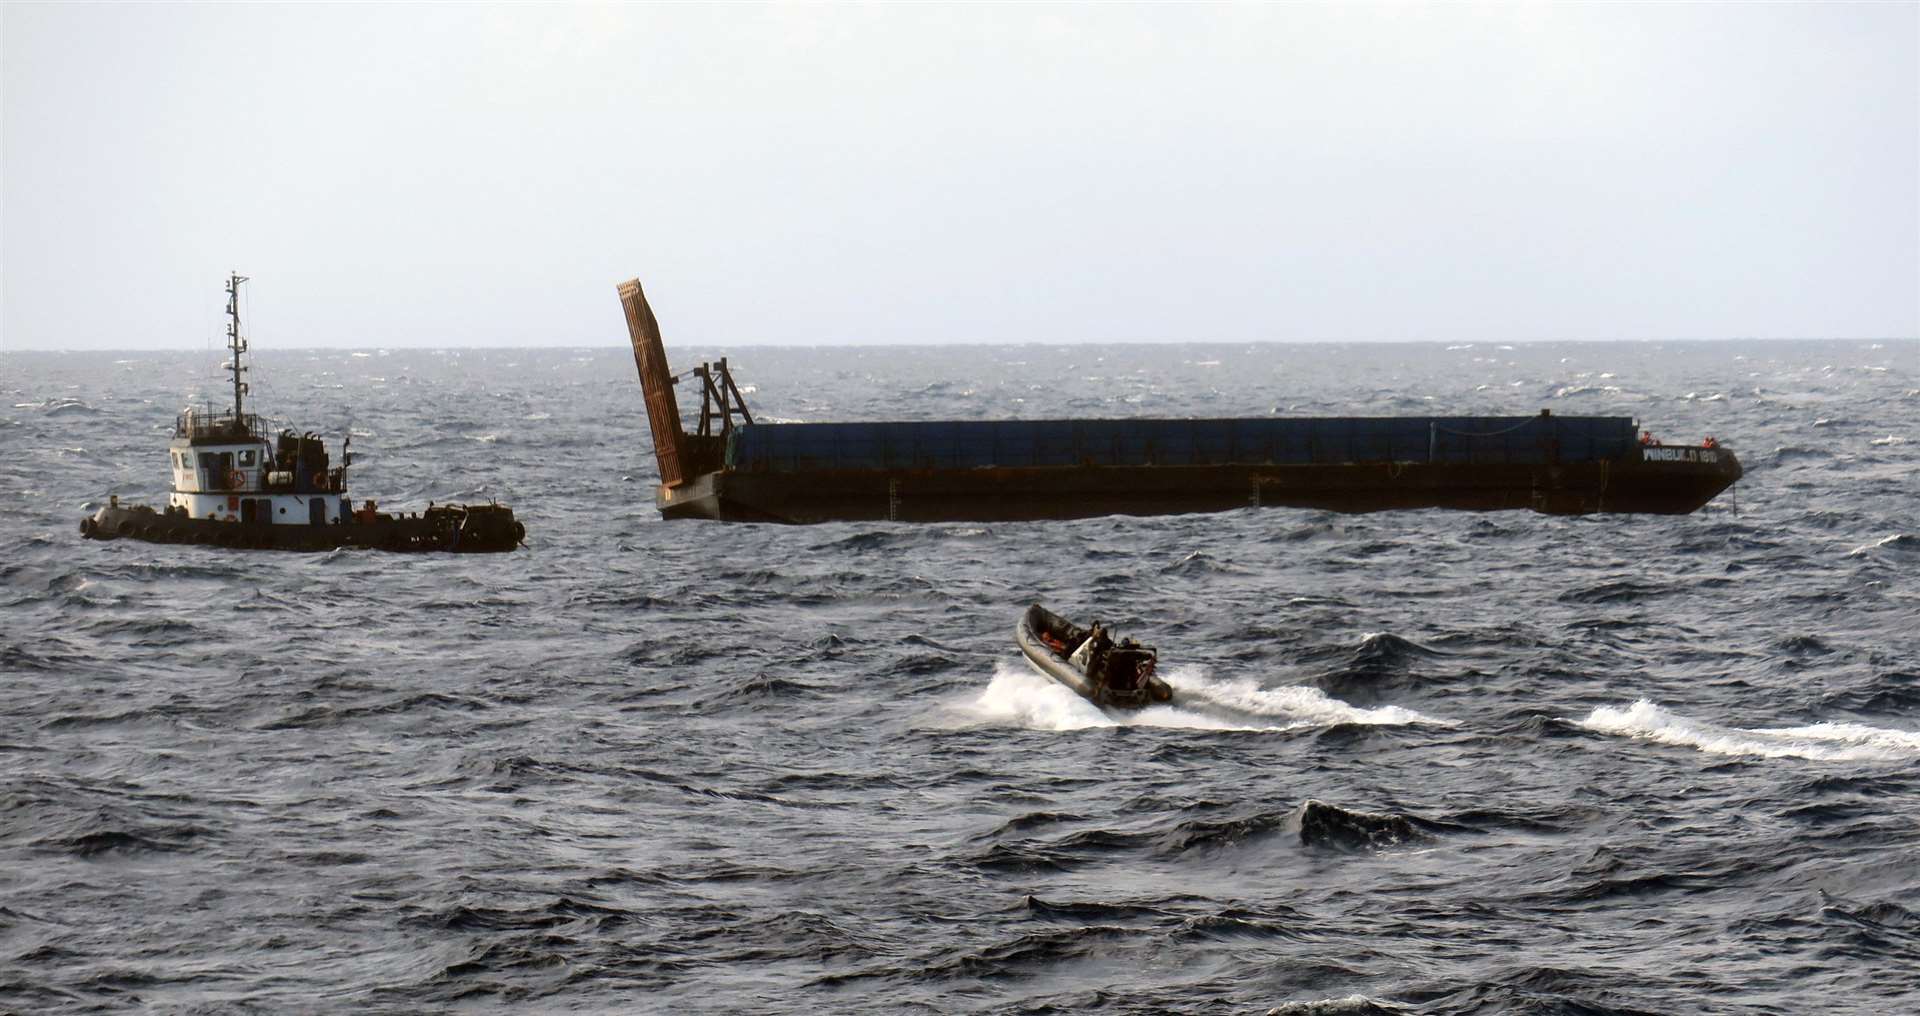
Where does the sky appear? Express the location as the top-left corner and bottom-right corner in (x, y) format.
(3, 2), (1916, 350)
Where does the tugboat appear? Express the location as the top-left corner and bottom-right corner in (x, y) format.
(80, 273), (524, 553)
(1016, 604), (1173, 709)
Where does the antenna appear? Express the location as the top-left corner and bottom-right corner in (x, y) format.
(225, 272), (251, 419)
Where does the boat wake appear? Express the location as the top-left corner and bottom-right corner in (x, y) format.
(1578, 698), (1920, 762)
(959, 662), (1446, 733)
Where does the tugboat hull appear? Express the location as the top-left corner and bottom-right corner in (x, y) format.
(81, 504), (523, 553)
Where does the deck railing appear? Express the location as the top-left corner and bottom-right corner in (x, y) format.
(176, 410), (265, 441)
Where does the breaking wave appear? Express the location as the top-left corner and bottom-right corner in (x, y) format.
(1267, 995), (1411, 1015)
(1578, 699), (1920, 762)
(1296, 799), (1431, 852)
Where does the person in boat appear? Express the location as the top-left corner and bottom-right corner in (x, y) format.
(1067, 622), (1097, 668)
(1070, 622), (1114, 682)
(1107, 637), (1147, 691)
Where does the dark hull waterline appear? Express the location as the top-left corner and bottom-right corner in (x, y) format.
(656, 456), (1743, 523)
(81, 504), (524, 553)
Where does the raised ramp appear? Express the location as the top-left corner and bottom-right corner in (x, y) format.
(617, 278), (688, 487)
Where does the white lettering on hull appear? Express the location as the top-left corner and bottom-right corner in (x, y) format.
(1643, 448), (1720, 463)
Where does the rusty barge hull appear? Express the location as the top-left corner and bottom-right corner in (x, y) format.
(617, 277), (1742, 524)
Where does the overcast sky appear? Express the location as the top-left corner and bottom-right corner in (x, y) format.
(3, 3), (1915, 350)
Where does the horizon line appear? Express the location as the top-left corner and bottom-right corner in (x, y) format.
(6, 336), (1915, 354)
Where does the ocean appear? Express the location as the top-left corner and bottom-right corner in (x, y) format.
(2, 338), (1916, 1014)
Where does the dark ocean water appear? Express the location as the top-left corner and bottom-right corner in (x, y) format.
(2, 339), (1917, 1015)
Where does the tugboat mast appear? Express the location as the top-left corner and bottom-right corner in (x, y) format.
(225, 272), (250, 418)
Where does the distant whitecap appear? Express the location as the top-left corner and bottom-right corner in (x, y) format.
(1579, 699), (1920, 762)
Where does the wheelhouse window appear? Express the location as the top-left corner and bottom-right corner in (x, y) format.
(240, 450), (256, 467)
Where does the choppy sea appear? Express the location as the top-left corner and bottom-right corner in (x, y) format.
(2, 338), (1917, 1014)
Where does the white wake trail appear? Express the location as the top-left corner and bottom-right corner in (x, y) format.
(956, 662), (1448, 733)
(1579, 698), (1920, 762)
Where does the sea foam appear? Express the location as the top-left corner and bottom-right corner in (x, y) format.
(962, 662), (1445, 733)
(1580, 698), (1920, 762)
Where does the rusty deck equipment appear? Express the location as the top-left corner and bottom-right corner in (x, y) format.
(616, 278), (1742, 523)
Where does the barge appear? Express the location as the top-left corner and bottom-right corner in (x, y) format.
(616, 278), (1741, 523)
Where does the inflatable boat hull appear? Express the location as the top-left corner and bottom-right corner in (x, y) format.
(1015, 604), (1172, 709)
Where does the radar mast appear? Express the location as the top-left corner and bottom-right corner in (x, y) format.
(225, 272), (250, 418)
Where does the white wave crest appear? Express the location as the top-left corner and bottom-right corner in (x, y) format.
(1847, 533), (1916, 557)
(954, 662), (1446, 733)
(1268, 996), (1411, 1015)
(1579, 699), (1920, 762)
